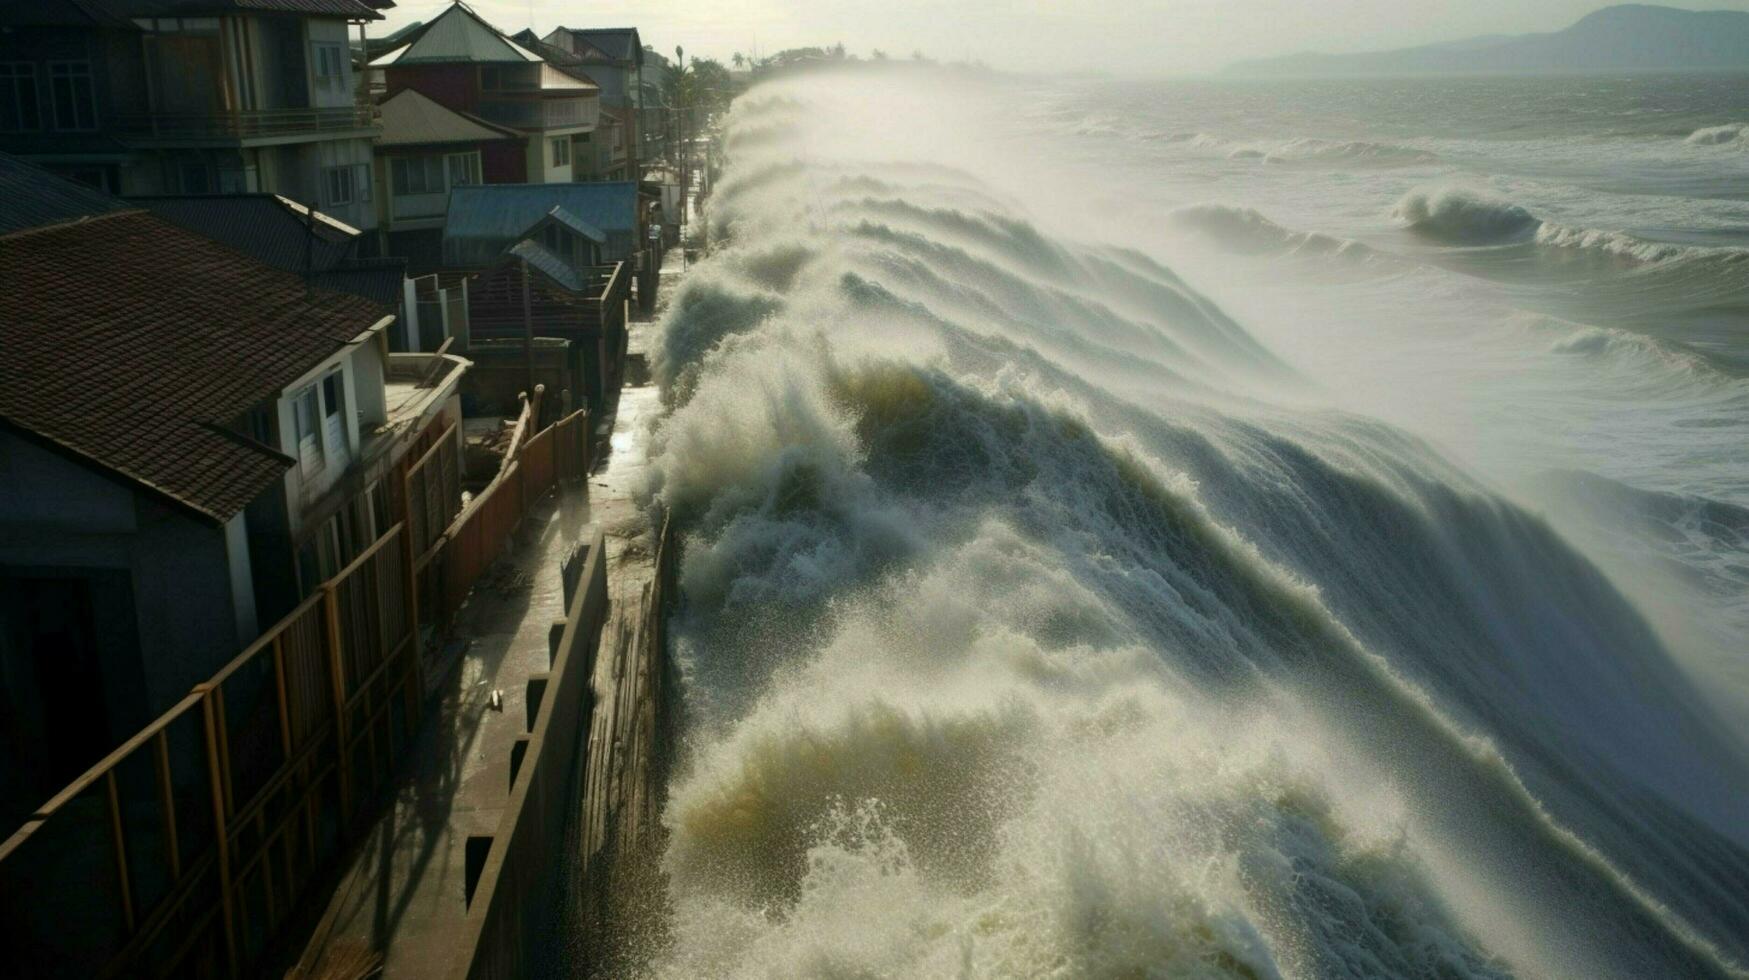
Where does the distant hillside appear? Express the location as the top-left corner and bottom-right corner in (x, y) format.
(1227, 5), (1749, 76)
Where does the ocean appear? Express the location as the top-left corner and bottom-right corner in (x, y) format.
(640, 70), (1749, 978)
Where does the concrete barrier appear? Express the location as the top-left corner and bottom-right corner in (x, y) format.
(445, 528), (609, 980)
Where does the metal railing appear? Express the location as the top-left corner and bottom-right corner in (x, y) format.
(111, 105), (376, 141)
(0, 524), (421, 979)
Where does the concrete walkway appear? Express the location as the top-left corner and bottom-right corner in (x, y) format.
(295, 271), (680, 979)
(297, 487), (595, 978)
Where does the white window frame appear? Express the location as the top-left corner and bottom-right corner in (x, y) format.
(550, 136), (569, 168)
(391, 154), (444, 196)
(445, 151), (480, 187)
(324, 164), (354, 206)
(47, 61), (95, 131)
(0, 62), (39, 132)
(312, 42), (346, 93)
(293, 385), (323, 474)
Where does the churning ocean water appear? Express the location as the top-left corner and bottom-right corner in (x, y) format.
(640, 70), (1749, 979)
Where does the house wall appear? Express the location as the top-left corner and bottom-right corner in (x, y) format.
(528, 133), (573, 183)
(271, 327), (398, 539)
(387, 65), (479, 112)
(480, 140), (524, 183)
(306, 18), (355, 109)
(255, 137), (375, 231)
(0, 430), (247, 721)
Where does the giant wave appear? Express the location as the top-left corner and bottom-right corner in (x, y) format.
(638, 76), (1749, 979)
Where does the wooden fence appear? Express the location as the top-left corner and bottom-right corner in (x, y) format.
(0, 526), (421, 979)
(0, 406), (590, 980)
(413, 405), (592, 644)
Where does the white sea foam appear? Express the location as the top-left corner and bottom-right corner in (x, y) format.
(637, 74), (1749, 979)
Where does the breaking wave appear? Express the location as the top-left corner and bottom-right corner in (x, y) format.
(1166, 132), (1440, 166)
(640, 79), (1749, 979)
(1687, 123), (1747, 146)
(1168, 203), (1395, 268)
(1394, 184), (1749, 268)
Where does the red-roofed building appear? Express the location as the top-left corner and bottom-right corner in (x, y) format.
(0, 157), (467, 808)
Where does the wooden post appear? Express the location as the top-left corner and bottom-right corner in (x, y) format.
(521, 257), (535, 401)
(199, 689), (240, 977)
(323, 584), (354, 826)
(401, 521), (424, 718)
(105, 770), (136, 934)
(154, 731), (181, 878)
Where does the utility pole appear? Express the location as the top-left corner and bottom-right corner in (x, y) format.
(520, 256), (535, 403)
(676, 45), (687, 247)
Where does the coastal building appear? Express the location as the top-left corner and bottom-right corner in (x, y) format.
(442, 180), (645, 266)
(0, 156), (467, 814)
(370, 3), (600, 188)
(134, 192), (435, 349)
(0, 0), (389, 239)
(637, 45), (672, 166)
(372, 86), (521, 269)
(539, 26), (643, 180)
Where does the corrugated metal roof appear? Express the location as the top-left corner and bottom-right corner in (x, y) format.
(443, 182), (637, 267)
(552, 27), (640, 63)
(371, 2), (539, 65)
(376, 88), (518, 146)
(0, 152), (130, 235)
(543, 205), (606, 243)
(508, 239), (586, 292)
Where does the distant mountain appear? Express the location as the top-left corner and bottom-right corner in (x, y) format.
(1227, 5), (1749, 76)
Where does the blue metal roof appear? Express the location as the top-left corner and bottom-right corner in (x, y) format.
(542, 205), (607, 244)
(508, 239), (587, 292)
(443, 181), (638, 267)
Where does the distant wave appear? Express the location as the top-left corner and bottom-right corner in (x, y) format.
(1160, 131), (1440, 166)
(1394, 185), (1749, 267)
(1168, 203), (1393, 267)
(1686, 123), (1747, 146)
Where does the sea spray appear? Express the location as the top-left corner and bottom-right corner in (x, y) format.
(644, 75), (1749, 978)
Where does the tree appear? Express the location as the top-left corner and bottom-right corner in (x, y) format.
(732, 52), (745, 69)
(871, 49), (887, 60)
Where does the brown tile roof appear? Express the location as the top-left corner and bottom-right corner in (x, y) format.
(0, 209), (392, 522)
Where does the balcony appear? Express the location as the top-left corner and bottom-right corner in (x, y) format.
(110, 105), (377, 145)
(475, 97), (597, 133)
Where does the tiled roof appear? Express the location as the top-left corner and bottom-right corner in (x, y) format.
(312, 257), (408, 308)
(375, 88), (519, 146)
(0, 210), (391, 522)
(0, 153), (130, 234)
(138, 194), (358, 272)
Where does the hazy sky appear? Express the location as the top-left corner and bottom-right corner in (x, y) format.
(377, 1), (1749, 74)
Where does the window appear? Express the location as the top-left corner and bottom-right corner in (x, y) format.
(391, 155), (444, 195)
(312, 42), (345, 93)
(550, 136), (569, 168)
(445, 151), (480, 187)
(0, 63), (39, 131)
(325, 165), (354, 206)
(323, 373), (344, 421)
(293, 386), (322, 473)
(48, 62), (95, 131)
